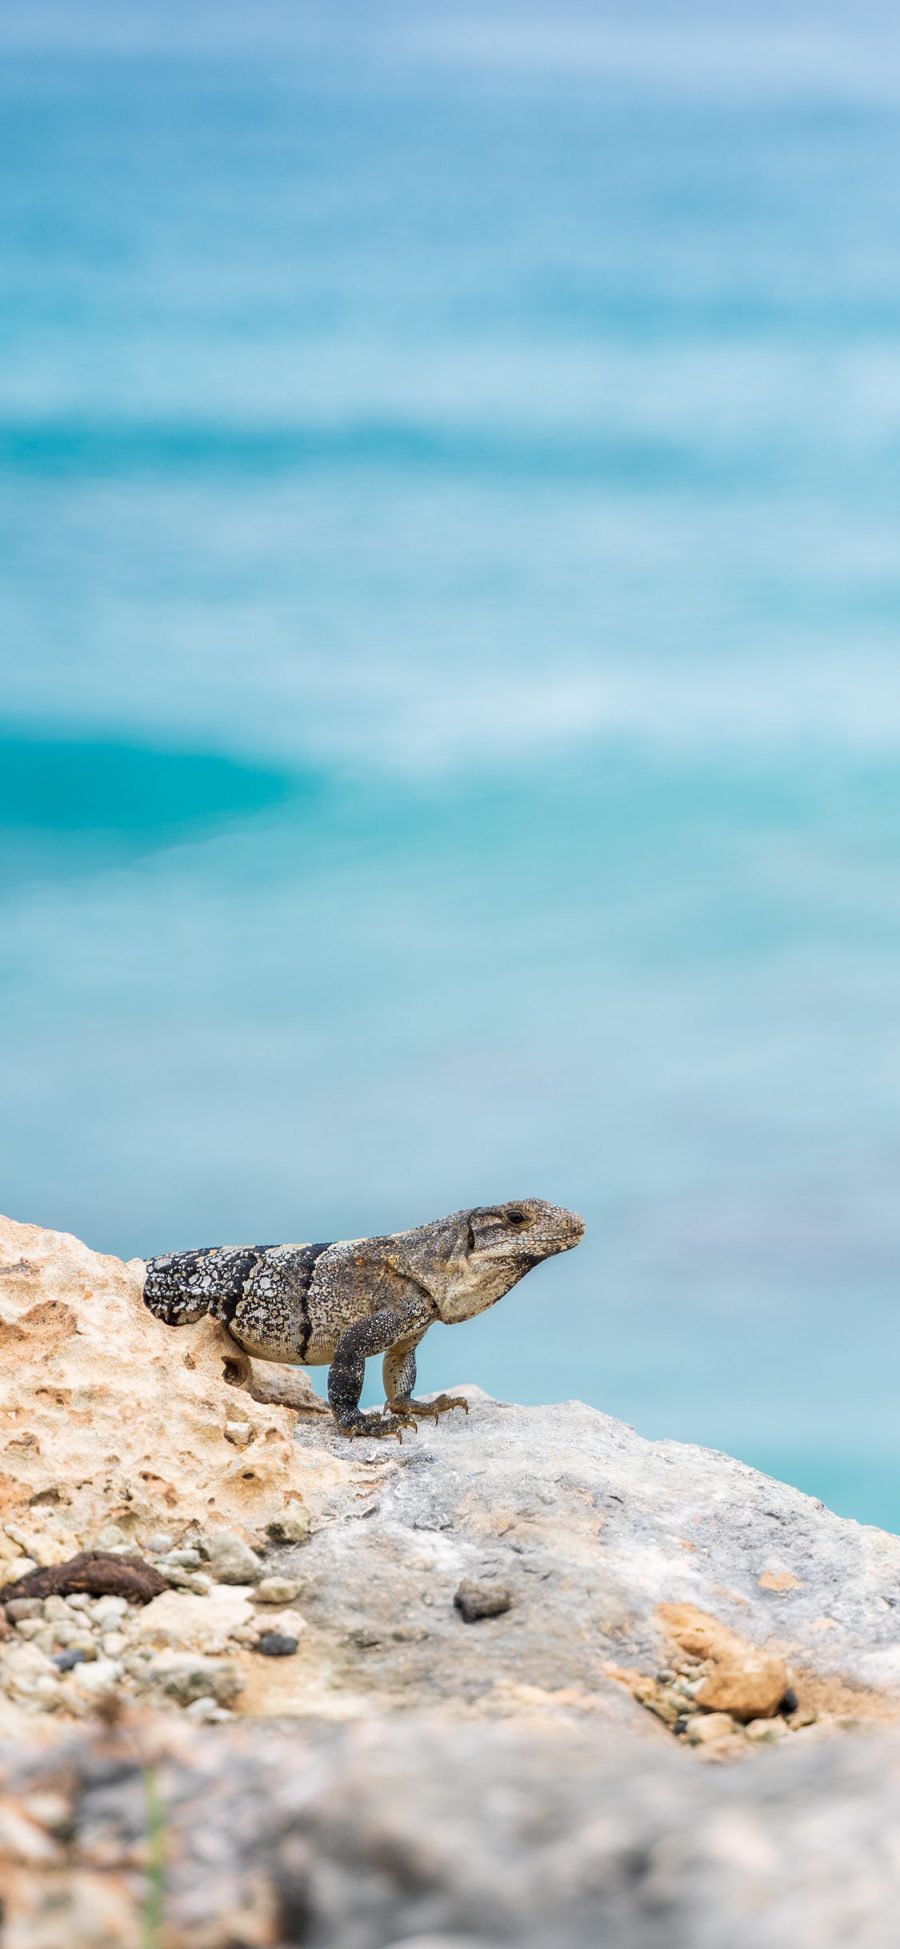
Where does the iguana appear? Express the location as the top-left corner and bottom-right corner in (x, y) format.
(142, 1198), (584, 1438)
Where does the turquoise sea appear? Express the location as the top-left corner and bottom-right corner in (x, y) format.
(4, 1), (900, 1524)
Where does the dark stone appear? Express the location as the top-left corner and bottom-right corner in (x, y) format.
(779, 1687), (799, 1716)
(53, 1649), (87, 1671)
(0, 1551), (167, 1606)
(256, 1632), (300, 1658)
(454, 1580), (512, 1623)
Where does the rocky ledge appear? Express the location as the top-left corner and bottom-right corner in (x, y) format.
(3, 1213), (900, 1942)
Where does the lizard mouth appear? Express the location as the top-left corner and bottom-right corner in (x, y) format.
(560, 1211), (585, 1245)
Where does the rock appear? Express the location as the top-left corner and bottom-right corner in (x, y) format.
(265, 1510), (311, 1545)
(256, 1632), (300, 1658)
(163, 1569), (214, 1595)
(131, 1585), (255, 1651)
(93, 1524), (128, 1551)
(685, 1712), (737, 1746)
(68, 1657), (122, 1695)
(0, 1214), (312, 1554)
(745, 1716), (789, 1743)
(92, 1596), (127, 1626)
(143, 1654), (243, 1708)
(53, 1649), (87, 1672)
(184, 1695), (231, 1722)
(253, 1576), (301, 1605)
(144, 1532), (176, 1556)
(660, 1606), (789, 1721)
(8, 1716), (900, 1945)
(454, 1580), (513, 1622)
(42, 1595), (74, 1622)
(224, 1421), (254, 1446)
(200, 1531), (263, 1585)
(4, 1599), (44, 1623)
(1, 1552), (167, 1606)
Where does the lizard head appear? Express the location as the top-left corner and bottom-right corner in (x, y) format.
(434, 1197), (584, 1323)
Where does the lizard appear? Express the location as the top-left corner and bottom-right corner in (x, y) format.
(141, 1197), (584, 1438)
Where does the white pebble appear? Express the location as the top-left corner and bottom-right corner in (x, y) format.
(184, 1696), (231, 1722)
(253, 1577), (302, 1605)
(224, 1422), (254, 1446)
(43, 1596), (75, 1622)
(92, 1596), (128, 1626)
(70, 1657), (123, 1693)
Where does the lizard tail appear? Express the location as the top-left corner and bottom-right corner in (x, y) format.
(142, 1244), (269, 1329)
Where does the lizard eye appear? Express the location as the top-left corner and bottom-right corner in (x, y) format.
(505, 1209), (528, 1229)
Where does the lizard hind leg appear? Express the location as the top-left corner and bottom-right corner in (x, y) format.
(214, 1324), (330, 1416)
(383, 1343), (469, 1423)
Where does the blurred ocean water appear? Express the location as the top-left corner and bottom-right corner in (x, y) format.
(3, 0), (900, 1522)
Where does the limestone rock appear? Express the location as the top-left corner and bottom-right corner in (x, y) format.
(200, 1530), (263, 1585)
(142, 1652), (242, 1708)
(0, 1213), (339, 1560)
(253, 1575), (302, 1605)
(659, 1605), (789, 1720)
(453, 1579), (512, 1622)
(131, 1584), (255, 1652)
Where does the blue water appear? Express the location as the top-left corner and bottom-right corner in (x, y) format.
(4, 0), (900, 1525)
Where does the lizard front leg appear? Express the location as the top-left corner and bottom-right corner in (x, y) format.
(383, 1339), (469, 1422)
(329, 1302), (432, 1439)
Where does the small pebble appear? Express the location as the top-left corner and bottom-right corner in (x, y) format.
(224, 1422), (254, 1446)
(43, 1596), (75, 1623)
(184, 1696), (231, 1722)
(265, 1511), (311, 1546)
(53, 1649), (87, 1672)
(745, 1716), (787, 1743)
(93, 1525), (128, 1550)
(5, 1599), (43, 1623)
(145, 1534), (176, 1557)
(70, 1657), (123, 1694)
(160, 1549), (203, 1571)
(686, 1712), (736, 1746)
(93, 1597), (128, 1626)
(201, 1532), (263, 1585)
(256, 1632), (300, 1658)
(254, 1577), (302, 1605)
(14, 1617), (46, 1641)
(453, 1581), (512, 1623)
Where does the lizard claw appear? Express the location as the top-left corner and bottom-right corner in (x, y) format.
(430, 1393), (469, 1421)
(388, 1394), (469, 1422)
